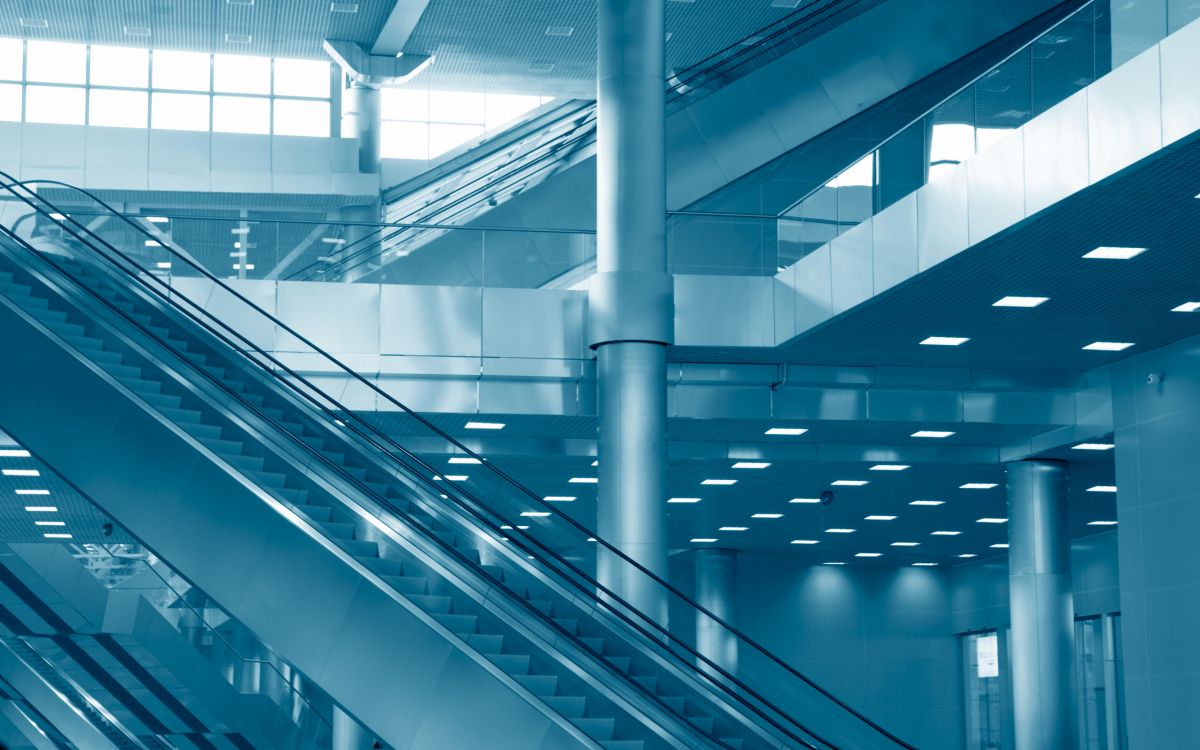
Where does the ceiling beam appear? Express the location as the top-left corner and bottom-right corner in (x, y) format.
(371, 0), (432, 56)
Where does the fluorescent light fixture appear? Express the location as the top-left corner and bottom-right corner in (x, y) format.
(1172, 301), (1200, 313)
(751, 513), (783, 519)
(825, 528), (856, 534)
(465, 421), (505, 430)
(569, 477), (598, 484)
(831, 480), (868, 487)
(1083, 342), (1134, 352)
(990, 543), (1010, 549)
(910, 500), (944, 506)
(0, 449), (31, 457)
(920, 336), (969, 346)
(790, 539), (819, 545)
(448, 457), (481, 464)
(2, 469), (39, 477)
(719, 526), (749, 532)
(321, 237), (346, 245)
(33, 521), (64, 526)
(667, 497), (701, 504)
(1083, 246), (1146, 260)
(49, 213), (66, 221)
(993, 296), (1049, 308)
(870, 464), (909, 471)
(144, 239), (162, 247)
(156, 262), (172, 269)
(442, 475), (468, 482)
(1073, 443), (1114, 451)
(732, 462), (770, 469)
(765, 427), (808, 436)
(790, 497), (821, 504)
(958, 553), (978, 559)
(822, 561), (845, 566)
(1087, 485), (1118, 493)
(146, 216), (169, 223)
(16, 490), (49, 496)
(232, 263), (255, 271)
(23, 506), (56, 512)
(912, 431), (955, 439)
(891, 542), (920, 547)
(544, 496), (576, 502)
(520, 511), (550, 517)
(231, 227), (250, 235)
(931, 530), (962, 536)
(1088, 520), (1119, 526)
(865, 515), (897, 521)
(976, 518), (1008, 524)
(960, 483), (998, 490)
(43, 533), (72, 539)
(855, 552), (883, 558)
(691, 538), (718, 543)
(702, 479), (737, 486)
(913, 562), (939, 567)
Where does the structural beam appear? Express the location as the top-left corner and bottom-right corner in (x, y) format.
(371, 0), (432, 56)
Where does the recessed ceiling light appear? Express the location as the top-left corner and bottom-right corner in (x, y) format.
(1172, 302), (1200, 313)
(910, 500), (944, 506)
(912, 431), (955, 438)
(330, 1), (359, 11)
(960, 483), (998, 490)
(719, 526), (749, 532)
(569, 477), (598, 484)
(825, 528), (856, 534)
(702, 479), (737, 486)
(870, 464), (909, 471)
(1073, 443), (1114, 451)
(990, 543), (1010, 549)
(33, 521), (64, 527)
(891, 542), (920, 547)
(865, 515), (897, 521)
(156, 262), (172, 270)
(667, 497), (701, 504)
(23, 506), (56, 512)
(436, 475), (468, 482)
(790, 539), (819, 545)
(855, 552), (882, 558)
(920, 336), (970, 346)
(43, 533), (72, 539)
(976, 518), (1008, 524)
(465, 421), (505, 430)
(931, 530), (962, 536)
(1088, 485), (1118, 493)
(544, 496), (576, 502)
(1088, 520), (1119, 526)
(751, 513), (783, 519)
(993, 296), (1049, 308)
(912, 562), (939, 567)
(691, 538), (718, 543)
(449, 457), (481, 464)
(958, 553), (978, 559)
(790, 497), (821, 504)
(545, 25), (574, 36)
(832, 480), (868, 487)
(19, 18), (48, 28)
(2, 469), (39, 477)
(1083, 246), (1146, 260)
(765, 427), (808, 436)
(145, 216), (169, 223)
(520, 511), (551, 517)
(1083, 342), (1134, 352)
(0, 449), (30, 458)
(822, 561), (845, 566)
(732, 462), (770, 469)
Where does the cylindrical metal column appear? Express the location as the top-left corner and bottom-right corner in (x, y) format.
(341, 81), (382, 174)
(694, 548), (738, 675)
(1006, 460), (1078, 750)
(591, 0), (673, 628)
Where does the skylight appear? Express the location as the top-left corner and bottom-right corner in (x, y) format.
(912, 562), (938, 567)
(958, 553), (978, 559)
(1083, 246), (1146, 260)
(23, 506), (56, 512)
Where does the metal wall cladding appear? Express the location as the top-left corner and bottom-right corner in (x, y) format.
(1086, 48), (1163, 184)
(1160, 18), (1200, 145)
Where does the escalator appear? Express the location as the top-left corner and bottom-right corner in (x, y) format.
(0, 179), (915, 750)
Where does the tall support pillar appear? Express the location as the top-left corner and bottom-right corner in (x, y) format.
(341, 81), (382, 175)
(1006, 460), (1078, 750)
(590, 0), (673, 627)
(694, 548), (738, 675)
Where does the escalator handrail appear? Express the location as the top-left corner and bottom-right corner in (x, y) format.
(0, 176), (916, 750)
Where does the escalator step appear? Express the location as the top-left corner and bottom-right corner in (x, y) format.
(273, 487), (310, 505)
(552, 618), (579, 635)
(486, 652), (530, 675)
(317, 521), (356, 540)
(543, 695), (586, 719)
(512, 673), (556, 697)
(246, 469), (288, 488)
(198, 437), (243, 455)
(409, 594), (452, 614)
(27, 307), (68, 324)
(11, 294), (49, 310)
(716, 739), (743, 750)
(222, 453), (266, 473)
(335, 539), (378, 558)
(432, 613), (477, 634)
(43, 320), (86, 338)
(178, 420), (223, 441)
(479, 564), (505, 582)
(116, 376), (161, 395)
(630, 676), (658, 693)
(685, 715), (715, 735)
(360, 557), (404, 577)
(605, 656), (631, 674)
(579, 637), (604, 654)
(159, 406), (205, 426)
(137, 390), (184, 411)
(466, 633), (503, 652)
(571, 717), (615, 742)
(658, 696), (685, 714)
(98, 362), (142, 380)
(295, 504), (333, 523)
(601, 742), (644, 750)
(525, 599), (553, 616)
(383, 575), (428, 596)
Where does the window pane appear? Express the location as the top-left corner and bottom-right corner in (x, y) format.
(273, 98), (329, 137)
(213, 54), (269, 94)
(381, 88), (428, 120)
(153, 50), (210, 91)
(151, 91), (209, 131)
(0, 83), (20, 121)
(382, 120), (429, 159)
(90, 45), (149, 88)
(484, 93), (542, 130)
(428, 91), (484, 124)
(90, 89), (148, 128)
(27, 41), (86, 84)
(213, 95), (269, 134)
(274, 58), (329, 98)
(25, 85), (85, 124)
(429, 123), (484, 157)
(0, 38), (22, 81)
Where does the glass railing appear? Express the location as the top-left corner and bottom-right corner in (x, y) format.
(781, 0), (1199, 262)
(1, 177), (918, 749)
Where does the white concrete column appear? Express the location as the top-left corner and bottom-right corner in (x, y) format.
(694, 548), (738, 675)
